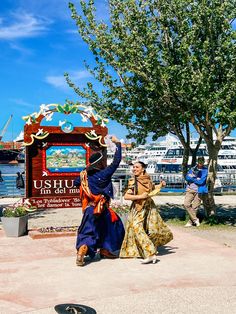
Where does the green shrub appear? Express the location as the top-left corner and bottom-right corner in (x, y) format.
(3, 206), (28, 217)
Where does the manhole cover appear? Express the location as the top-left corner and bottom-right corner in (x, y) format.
(55, 303), (96, 314)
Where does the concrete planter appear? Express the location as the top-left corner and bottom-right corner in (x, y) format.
(1, 215), (28, 237)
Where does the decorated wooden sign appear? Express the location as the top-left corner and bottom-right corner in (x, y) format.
(23, 103), (108, 209)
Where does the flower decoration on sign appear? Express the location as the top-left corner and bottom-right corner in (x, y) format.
(22, 102), (109, 146)
(81, 113), (89, 122)
(23, 102), (108, 126)
(45, 112), (54, 121)
(24, 131), (50, 146)
(36, 128), (44, 136)
(85, 130), (107, 147)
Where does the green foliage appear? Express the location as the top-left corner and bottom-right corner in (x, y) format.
(3, 199), (37, 217)
(66, 0), (236, 152)
(205, 215), (220, 226)
(3, 206), (28, 217)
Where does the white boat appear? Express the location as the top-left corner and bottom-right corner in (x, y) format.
(148, 147), (209, 174)
(127, 134), (180, 164)
(217, 147), (236, 171)
(126, 134), (236, 174)
(189, 137), (236, 172)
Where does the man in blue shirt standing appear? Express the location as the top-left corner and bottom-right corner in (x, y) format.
(184, 156), (208, 227)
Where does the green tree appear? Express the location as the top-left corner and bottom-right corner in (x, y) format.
(66, 0), (236, 216)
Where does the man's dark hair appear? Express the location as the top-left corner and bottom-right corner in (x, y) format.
(197, 156), (205, 163)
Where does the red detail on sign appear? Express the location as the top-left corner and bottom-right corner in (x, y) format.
(27, 196), (82, 209)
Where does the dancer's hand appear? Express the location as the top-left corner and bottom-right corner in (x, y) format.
(139, 192), (149, 199)
(111, 135), (120, 143)
(160, 180), (166, 187)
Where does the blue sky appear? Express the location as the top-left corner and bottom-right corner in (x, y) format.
(0, 0), (129, 141)
(0, 1), (235, 143)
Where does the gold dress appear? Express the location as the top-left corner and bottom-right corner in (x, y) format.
(119, 174), (173, 259)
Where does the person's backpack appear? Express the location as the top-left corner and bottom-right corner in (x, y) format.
(16, 172), (25, 189)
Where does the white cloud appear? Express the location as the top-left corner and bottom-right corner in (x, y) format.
(18, 0), (70, 21)
(10, 98), (34, 108)
(9, 43), (33, 56)
(45, 75), (68, 90)
(0, 11), (52, 40)
(17, 0), (110, 22)
(45, 70), (92, 90)
(72, 70), (93, 80)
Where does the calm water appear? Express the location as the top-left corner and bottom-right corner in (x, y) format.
(0, 164), (186, 197)
(0, 163), (25, 175)
(161, 187), (185, 193)
(0, 164), (25, 196)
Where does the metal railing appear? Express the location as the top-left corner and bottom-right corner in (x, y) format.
(112, 171), (236, 197)
(0, 174), (25, 197)
(1, 171), (236, 198)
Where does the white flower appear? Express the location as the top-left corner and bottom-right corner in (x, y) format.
(40, 104), (50, 111)
(100, 120), (106, 127)
(45, 112), (53, 121)
(36, 128), (44, 136)
(84, 106), (93, 113)
(40, 104), (50, 116)
(26, 118), (32, 125)
(90, 130), (97, 137)
(81, 113), (88, 122)
(59, 120), (66, 126)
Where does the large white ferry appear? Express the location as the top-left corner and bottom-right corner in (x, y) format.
(106, 135), (236, 191)
(125, 134), (236, 174)
(127, 134), (179, 164)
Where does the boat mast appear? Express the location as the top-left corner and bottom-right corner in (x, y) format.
(0, 115), (13, 141)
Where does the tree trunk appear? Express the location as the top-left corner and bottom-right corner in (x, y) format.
(177, 122), (191, 178)
(204, 144), (220, 217)
(182, 147), (190, 177)
(191, 137), (202, 167)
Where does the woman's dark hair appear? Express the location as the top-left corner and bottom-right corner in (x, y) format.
(136, 161), (147, 169)
(134, 161), (147, 174)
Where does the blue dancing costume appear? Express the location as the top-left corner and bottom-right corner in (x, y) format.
(74, 143), (125, 258)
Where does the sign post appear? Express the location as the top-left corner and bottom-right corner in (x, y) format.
(23, 103), (108, 209)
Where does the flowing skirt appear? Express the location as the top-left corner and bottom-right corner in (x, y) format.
(120, 207), (173, 259)
(76, 206), (125, 258)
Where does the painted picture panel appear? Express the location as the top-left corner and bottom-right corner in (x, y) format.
(45, 145), (87, 173)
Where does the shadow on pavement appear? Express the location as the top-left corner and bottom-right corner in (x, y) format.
(158, 245), (178, 256)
